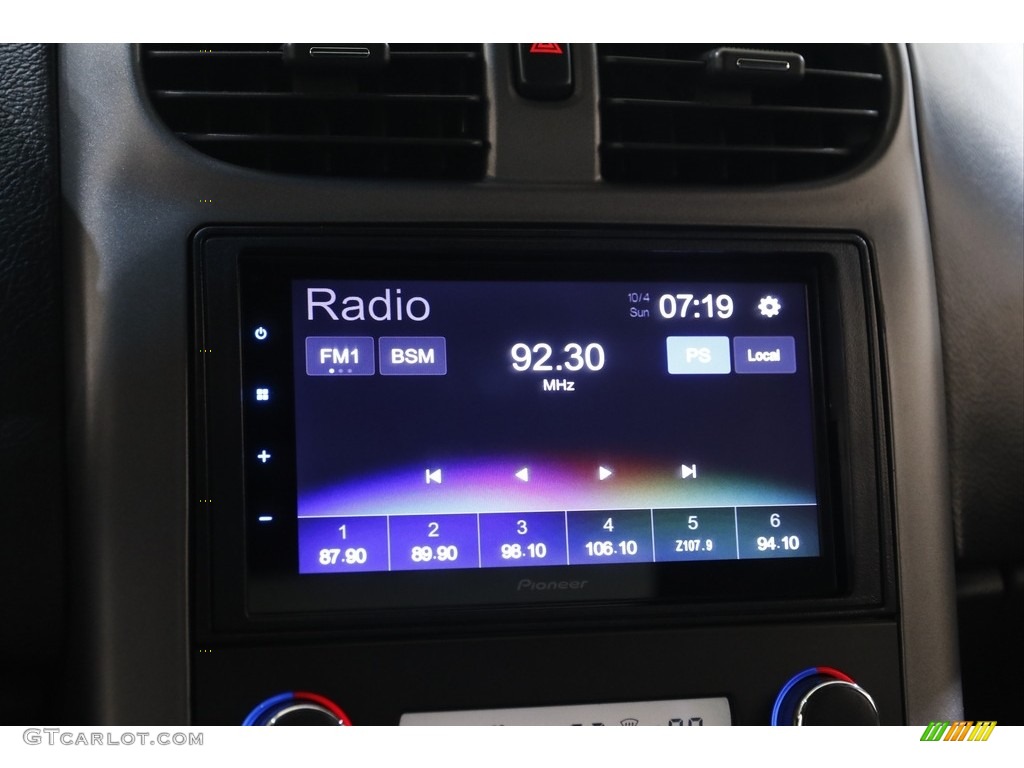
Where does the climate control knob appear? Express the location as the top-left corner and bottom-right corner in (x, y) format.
(242, 692), (352, 726)
(772, 667), (879, 725)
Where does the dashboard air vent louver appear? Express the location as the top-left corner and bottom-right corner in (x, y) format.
(598, 44), (890, 185)
(140, 44), (488, 180)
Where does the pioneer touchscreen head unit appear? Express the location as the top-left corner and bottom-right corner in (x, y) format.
(196, 230), (883, 624)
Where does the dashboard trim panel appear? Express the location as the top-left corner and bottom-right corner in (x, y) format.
(58, 43), (959, 724)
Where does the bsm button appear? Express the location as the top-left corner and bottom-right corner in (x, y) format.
(379, 337), (447, 376)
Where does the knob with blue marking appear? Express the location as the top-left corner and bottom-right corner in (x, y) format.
(772, 667), (879, 725)
(243, 692), (352, 726)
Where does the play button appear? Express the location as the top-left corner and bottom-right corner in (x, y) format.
(598, 466), (613, 481)
(515, 467), (530, 482)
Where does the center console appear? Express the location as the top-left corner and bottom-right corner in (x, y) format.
(191, 228), (897, 725)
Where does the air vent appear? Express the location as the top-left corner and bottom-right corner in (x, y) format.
(140, 44), (488, 180)
(598, 44), (890, 185)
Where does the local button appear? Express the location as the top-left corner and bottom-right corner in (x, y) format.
(666, 336), (732, 374)
(733, 336), (797, 374)
(379, 337), (447, 376)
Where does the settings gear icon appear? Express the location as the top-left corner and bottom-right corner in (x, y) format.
(758, 295), (782, 318)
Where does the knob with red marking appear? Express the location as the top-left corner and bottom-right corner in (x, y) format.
(771, 667), (879, 725)
(243, 692), (352, 726)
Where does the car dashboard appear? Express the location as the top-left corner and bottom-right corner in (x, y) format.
(0, 43), (1021, 727)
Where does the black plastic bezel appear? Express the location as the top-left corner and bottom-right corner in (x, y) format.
(193, 227), (887, 635)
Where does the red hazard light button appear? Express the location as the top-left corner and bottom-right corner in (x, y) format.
(515, 43), (573, 100)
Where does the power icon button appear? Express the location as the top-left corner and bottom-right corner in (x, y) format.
(254, 326), (269, 341)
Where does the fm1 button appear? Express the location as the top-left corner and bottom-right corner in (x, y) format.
(515, 44), (573, 100)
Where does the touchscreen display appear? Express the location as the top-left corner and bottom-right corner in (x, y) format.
(288, 279), (821, 576)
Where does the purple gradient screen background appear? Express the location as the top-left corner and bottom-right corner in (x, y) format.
(291, 279), (819, 526)
(292, 278), (819, 528)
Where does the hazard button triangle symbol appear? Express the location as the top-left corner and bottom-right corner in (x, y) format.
(516, 44), (573, 100)
(529, 43), (564, 55)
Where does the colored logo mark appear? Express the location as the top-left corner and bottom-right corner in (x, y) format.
(920, 721), (997, 741)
